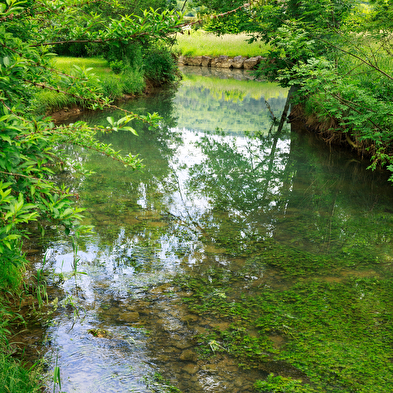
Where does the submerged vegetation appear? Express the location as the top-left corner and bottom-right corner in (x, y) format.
(178, 271), (393, 392)
(172, 126), (393, 391)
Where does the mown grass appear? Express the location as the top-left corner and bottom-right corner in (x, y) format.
(53, 57), (111, 76)
(173, 30), (270, 57)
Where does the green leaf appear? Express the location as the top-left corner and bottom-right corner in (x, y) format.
(122, 126), (138, 136)
(106, 116), (114, 126)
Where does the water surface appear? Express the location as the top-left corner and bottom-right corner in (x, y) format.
(26, 67), (393, 392)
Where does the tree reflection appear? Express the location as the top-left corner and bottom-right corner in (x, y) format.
(182, 124), (393, 274)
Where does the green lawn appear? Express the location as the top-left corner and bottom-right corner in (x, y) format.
(52, 57), (111, 77)
(173, 30), (269, 57)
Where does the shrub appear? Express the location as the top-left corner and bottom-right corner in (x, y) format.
(101, 75), (124, 99)
(204, 10), (253, 35)
(109, 59), (126, 74)
(143, 46), (178, 85)
(122, 67), (145, 94)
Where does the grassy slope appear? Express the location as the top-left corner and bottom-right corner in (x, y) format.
(32, 57), (145, 114)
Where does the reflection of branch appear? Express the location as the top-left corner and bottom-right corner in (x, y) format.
(171, 169), (212, 240)
(265, 100), (277, 121)
(277, 85), (297, 134)
(172, 169), (199, 227)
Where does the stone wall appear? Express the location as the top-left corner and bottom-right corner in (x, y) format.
(178, 55), (265, 70)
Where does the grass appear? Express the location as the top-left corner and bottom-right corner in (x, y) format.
(0, 344), (44, 393)
(31, 56), (145, 114)
(52, 57), (111, 77)
(0, 283), (44, 392)
(173, 30), (270, 57)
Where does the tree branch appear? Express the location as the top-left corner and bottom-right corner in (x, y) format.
(319, 37), (393, 81)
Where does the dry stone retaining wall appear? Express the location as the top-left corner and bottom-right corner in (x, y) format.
(178, 55), (265, 70)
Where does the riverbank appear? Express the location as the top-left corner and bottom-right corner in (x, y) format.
(288, 101), (379, 163)
(33, 54), (179, 118)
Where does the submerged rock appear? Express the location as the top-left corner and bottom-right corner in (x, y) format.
(182, 363), (199, 374)
(119, 311), (140, 322)
(180, 349), (198, 362)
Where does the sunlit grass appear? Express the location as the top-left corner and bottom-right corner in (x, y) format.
(337, 35), (393, 85)
(32, 57), (145, 114)
(53, 56), (111, 78)
(173, 30), (269, 57)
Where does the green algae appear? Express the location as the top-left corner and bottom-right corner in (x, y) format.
(254, 374), (317, 393)
(177, 268), (393, 392)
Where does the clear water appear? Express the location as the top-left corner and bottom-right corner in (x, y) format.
(24, 67), (393, 392)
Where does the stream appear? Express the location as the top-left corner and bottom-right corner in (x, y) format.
(22, 66), (393, 392)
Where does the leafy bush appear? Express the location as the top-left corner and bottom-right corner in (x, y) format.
(100, 41), (143, 66)
(54, 42), (89, 57)
(143, 46), (178, 85)
(204, 10), (253, 35)
(109, 59), (126, 74)
(101, 75), (124, 99)
(122, 68), (145, 94)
